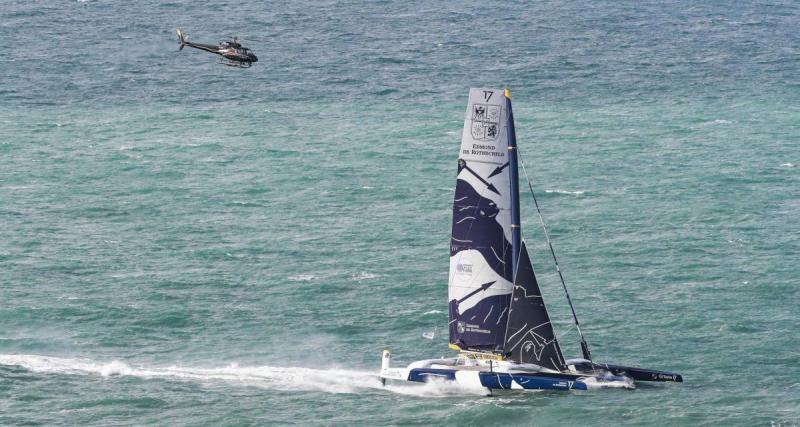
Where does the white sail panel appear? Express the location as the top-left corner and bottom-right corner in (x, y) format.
(460, 88), (510, 167)
(449, 249), (513, 313)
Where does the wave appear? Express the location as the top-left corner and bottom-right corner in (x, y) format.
(545, 189), (585, 195)
(0, 354), (485, 397)
(287, 273), (317, 282)
(696, 119), (733, 127)
(351, 272), (378, 281)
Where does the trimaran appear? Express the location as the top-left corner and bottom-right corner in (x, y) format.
(380, 88), (683, 392)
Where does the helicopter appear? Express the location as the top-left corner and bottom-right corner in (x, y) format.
(176, 28), (258, 68)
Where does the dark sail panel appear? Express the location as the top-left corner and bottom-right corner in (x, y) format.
(503, 241), (566, 371)
(450, 177), (513, 282)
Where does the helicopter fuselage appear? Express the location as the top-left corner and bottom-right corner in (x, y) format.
(177, 29), (258, 67)
(182, 41), (258, 64)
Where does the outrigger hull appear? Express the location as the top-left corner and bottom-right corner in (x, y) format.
(569, 360), (683, 383)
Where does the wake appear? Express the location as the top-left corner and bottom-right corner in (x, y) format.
(0, 354), (484, 397)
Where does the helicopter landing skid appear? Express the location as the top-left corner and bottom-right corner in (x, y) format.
(218, 59), (252, 68)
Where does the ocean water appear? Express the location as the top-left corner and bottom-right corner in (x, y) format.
(1, 1), (799, 425)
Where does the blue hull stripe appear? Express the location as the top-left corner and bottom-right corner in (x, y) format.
(488, 372), (589, 391)
(407, 368), (457, 382)
(407, 368), (589, 391)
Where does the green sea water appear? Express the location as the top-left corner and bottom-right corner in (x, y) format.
(1, 1), (799, 425)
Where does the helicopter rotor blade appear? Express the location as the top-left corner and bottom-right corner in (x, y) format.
(225, 35), (266, 43)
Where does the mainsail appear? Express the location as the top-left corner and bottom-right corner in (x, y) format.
(449, 88), (566, 368)
(449, 88), (519, 352)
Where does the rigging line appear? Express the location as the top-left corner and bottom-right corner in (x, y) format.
(518, 151), (593, 362)
(553, 323), (576, 345)
(501, 232), (522, 345)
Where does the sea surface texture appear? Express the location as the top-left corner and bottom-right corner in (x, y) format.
(1, 1), (799, 425)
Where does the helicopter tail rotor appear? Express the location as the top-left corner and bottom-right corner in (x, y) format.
(176, 28), (186, 51)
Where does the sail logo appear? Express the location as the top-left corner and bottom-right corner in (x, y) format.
(470, 103), (502, 142)
(653, 373), (676, 381)
(455, 261), (473, 275)
(521, 332), (546, 361)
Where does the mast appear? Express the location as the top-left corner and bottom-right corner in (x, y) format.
(505, 88), (522, 277)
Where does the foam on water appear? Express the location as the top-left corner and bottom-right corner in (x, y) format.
(0, 354), (379, 394)
(384, 378), (487, 397)
(0, 354), (485, 398)
(581, 375), (635, 390)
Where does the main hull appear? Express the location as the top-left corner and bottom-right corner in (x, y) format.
(380, 351), (681, 393)
(406, 368), (598, 391)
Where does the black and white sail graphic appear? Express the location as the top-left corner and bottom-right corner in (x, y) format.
(503, 241), (566, 371)
(449, 88), (513, 352)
